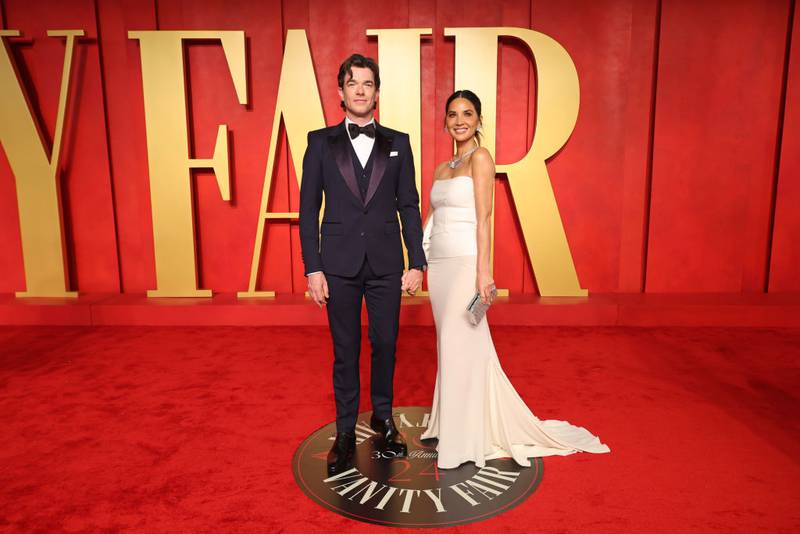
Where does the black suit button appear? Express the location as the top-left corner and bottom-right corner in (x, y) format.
(360, 231), (365, 237)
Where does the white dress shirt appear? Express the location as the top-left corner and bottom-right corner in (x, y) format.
(345, 117), (376, 168)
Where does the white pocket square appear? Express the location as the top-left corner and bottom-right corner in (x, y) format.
(390, 151), (399, 157)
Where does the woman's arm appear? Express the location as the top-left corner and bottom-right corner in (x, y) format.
(422, 208), (434, 258)
(471, 148), (496, 304)
(422, 162), (449, 257)
(422, 207), (434, 231)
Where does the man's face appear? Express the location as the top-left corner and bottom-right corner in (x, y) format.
(338, 66), (378, 120)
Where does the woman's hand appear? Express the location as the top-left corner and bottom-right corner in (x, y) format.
(476, 270), (495, 305)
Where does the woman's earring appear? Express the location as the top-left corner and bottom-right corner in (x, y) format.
(477, 126), (483, 132)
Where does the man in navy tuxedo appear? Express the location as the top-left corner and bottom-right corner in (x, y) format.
(299, 54), (426, 475)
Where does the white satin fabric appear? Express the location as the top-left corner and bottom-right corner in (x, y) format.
(421, 176), (610, 468)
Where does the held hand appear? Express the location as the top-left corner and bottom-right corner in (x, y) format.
(401, 269), (424, 296)
(476, 271), (495, 305)
(307, 272), (329, 308)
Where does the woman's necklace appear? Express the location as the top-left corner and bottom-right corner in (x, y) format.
(448, 146), (478, 169)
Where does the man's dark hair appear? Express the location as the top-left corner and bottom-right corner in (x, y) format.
(338, 55), (381, 111)
(338, 53), (380, 89)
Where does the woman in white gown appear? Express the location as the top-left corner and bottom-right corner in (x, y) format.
(420, 90), (610, 469)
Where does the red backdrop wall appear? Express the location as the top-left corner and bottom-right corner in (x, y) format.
(0, 0), (797, 296)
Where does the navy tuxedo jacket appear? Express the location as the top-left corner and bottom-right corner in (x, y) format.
(299, 120), (426, 277)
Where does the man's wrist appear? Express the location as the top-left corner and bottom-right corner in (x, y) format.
(410, 265), (427, 272)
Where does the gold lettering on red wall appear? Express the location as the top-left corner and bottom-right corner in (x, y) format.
(4, 26), (585, 298)
(446, 27), (587, 296)
(0, 29), (83, 298)
(238, 29), (325, 298)
(128, 30), (247, 297)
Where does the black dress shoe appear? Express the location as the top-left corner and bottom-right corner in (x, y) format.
(370, 414), (408, 457)
(327, 431), (356, 477)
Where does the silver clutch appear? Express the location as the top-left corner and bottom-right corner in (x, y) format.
(466, 286), (497, 325)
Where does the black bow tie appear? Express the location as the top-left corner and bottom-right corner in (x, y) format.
(348, 122), (376, 139)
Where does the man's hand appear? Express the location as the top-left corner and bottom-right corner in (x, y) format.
(401, 268), (424, 296)
(308, 272), (329, 307)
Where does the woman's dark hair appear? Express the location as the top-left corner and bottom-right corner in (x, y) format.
(445, 89), (483, 144)
(338, 54), (380, 110)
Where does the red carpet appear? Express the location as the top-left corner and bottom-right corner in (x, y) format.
(1, 325), (798, 532)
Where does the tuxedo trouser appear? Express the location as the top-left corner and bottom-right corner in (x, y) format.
(325, 257), (402, 433)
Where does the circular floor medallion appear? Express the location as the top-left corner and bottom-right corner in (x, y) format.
(292, 406), (543, 528)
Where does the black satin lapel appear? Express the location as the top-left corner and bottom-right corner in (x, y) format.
(364, 130), (390, 206)
(329, 130), (363, 204)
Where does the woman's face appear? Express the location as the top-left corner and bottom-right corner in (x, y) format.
(445, 97), (480, 143)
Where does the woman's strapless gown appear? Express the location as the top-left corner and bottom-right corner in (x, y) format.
(419, 176), (610, 469)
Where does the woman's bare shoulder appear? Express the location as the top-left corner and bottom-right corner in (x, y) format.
(470, 147), (494, 165)
(470, 147), (495, 180)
